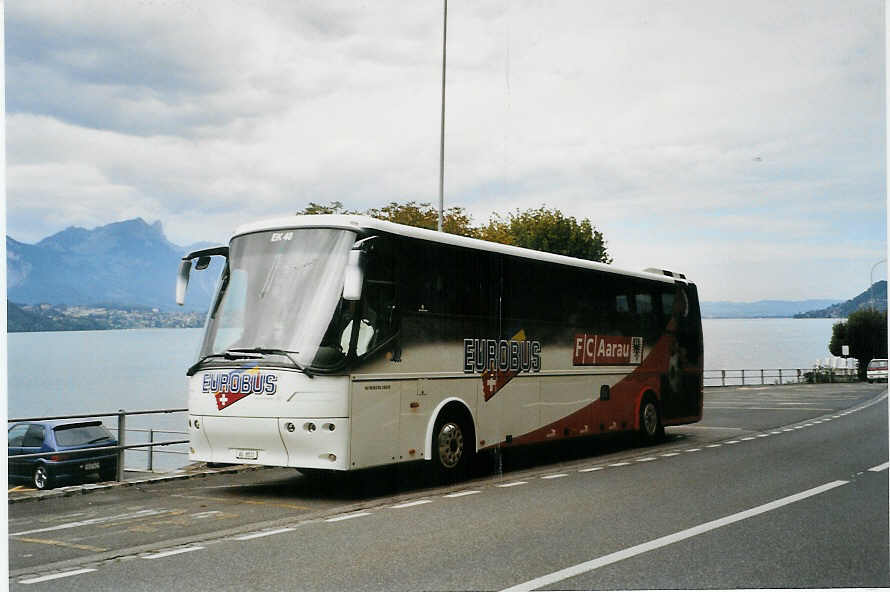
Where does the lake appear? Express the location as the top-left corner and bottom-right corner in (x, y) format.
(6, 318), (841, 469)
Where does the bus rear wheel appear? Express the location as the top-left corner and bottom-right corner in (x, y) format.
(638, 395), (664, 444)
(432, 413), (471, 482)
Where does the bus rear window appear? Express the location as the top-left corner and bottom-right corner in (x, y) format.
(54, 424), (113, 447)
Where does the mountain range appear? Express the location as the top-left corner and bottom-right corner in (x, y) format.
(7, 218), (220, 311)
(6, 217), (884, 319)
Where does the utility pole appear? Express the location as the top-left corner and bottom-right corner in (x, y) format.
(437, 0), (447, 232)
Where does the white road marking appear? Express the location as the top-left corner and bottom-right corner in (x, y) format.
(143, 546), (205, 559)
(10, 509), (169, 537)
(20, 569), (97, 584)
(444, 490), (481, 498)
(635, 457), (656, 462)
(234, 528), (295, 541)
(541, 474), (569, 480)
(725, 440), (740, 444)
(705, 407), (834, 411)
(741, 437), (756, 441)
(706, 444), (722, 448)
(326, 512), (372, 522)
(500, 480), (849, 592)
(868, 462), (889, 472)
(608, 462), (630, 467)
(685, 448), (702, 452)
(755, 434), (768, 438)
(675, 426), (744, 431)
(578, 467), (603, 473)
(659, 453), (680, 457)
(390, 499), (433, 509)
(495, 481), (528, 488)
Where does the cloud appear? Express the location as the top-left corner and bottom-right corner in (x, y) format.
(5, 0), (885, 300)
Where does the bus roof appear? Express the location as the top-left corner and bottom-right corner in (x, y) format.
(233, 214), (685, 285)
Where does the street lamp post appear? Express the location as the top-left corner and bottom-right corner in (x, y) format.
(437, 0), (447, 233)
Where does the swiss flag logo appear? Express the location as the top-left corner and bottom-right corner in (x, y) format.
(215, 390), (250, 411)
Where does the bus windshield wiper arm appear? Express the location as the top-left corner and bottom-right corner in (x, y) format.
(186, 351), (262, 376)
(227, 348), (314, 378)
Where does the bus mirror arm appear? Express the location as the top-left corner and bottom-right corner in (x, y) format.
(176, 245), (229, 306)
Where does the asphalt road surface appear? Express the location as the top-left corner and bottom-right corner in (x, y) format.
(8, 383), (888, 590)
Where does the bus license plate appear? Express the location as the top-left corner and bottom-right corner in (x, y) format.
(84, 462), (100, 471)
(235, 449), (258, 460)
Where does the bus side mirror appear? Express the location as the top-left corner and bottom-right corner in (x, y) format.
(343, 250), (364, 301)
(176, 259), (192, 306)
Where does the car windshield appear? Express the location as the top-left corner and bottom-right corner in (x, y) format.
(198, 228), (357, 370)
(54, 424), (113, 447)
(868, 360), (887, 369)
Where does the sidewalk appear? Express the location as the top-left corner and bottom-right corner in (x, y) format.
(7, 463), (265, 504)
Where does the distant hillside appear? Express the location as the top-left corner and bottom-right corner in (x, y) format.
(795, 281), (887, 318)
(6, 218), (222, 311)
(7, 301), (205, 332)
(700, 299), (840, 319)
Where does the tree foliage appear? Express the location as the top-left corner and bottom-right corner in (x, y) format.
(828, 308), (888, 380)
(297, 200), (611, 263)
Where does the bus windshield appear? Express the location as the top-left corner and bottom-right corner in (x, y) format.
(198, 228), (357, 370)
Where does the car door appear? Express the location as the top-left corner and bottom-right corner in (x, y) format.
(8, 423), (31, 478)
(19, 424), (47, 478)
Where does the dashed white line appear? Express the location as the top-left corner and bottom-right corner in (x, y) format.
(444, 490), (481, 498)
(234, 528), (295, 541)
(636, 457), (656, 462)
(868, 462), (889, 472)
(500, 480), (849, 592)
(578, 467), (603, 473)
(706, 444), (722, 448)
(390, 499), (433, 509)
(725, 440), (740, 444)
(660, 453), (681, 457)
(20, 569), (97, 584)
(741, 437), (756, 441)
(541, 473), (569, 480)
(495, 481), (528, 488)
(144, 546), (205, 559)
(755, 434), (768, 438)
(609, 462), (630, 467)
(326, 512), (373, 522)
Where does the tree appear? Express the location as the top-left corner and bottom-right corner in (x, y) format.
(296, 200), (612, 263)
(828, 308), (888, 380)
(484, 206), (612, 263)
(364, 201), (476, 237)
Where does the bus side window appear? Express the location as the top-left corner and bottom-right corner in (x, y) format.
(354, 238), (398, 358)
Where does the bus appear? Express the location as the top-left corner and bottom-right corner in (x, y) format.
(177, 214), (703, 479)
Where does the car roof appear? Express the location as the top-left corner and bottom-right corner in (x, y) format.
(10, 419), (106, 429)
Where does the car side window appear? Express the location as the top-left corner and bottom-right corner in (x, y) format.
(8, 424), (29, 447)
(22, 425), (46, 448)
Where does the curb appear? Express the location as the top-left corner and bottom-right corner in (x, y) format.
(8, 464), (265, 505)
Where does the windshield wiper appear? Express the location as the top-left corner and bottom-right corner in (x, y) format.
(227, 348), (314, 378)
(186, 351), (262, 377)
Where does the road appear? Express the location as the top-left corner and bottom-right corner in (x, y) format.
(8, 383), (888, 590)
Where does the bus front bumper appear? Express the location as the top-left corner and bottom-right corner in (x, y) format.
(189, 415), (350, 470)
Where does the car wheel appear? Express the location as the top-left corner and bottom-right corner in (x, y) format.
(33, 464), (54, 490)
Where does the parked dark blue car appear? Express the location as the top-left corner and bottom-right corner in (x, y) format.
(8, 420), (118, 490)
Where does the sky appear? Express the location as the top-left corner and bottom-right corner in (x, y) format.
(4, 0), (887, 302)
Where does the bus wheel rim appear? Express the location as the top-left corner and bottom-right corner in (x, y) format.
(643, 403), (658, 435)
(438, 422), (464, 469)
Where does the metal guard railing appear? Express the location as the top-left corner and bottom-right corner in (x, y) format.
(8, 408), (188, 481)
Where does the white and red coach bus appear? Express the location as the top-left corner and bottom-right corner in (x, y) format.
(177, 214), (703, 479)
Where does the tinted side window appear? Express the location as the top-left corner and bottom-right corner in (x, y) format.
(8, 424), (29, 447)
(23, 425), (46, 448)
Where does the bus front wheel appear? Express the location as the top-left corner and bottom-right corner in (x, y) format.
(432, 413), (471, 482)
(638, 394), (664, 444)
